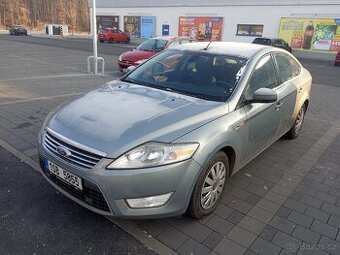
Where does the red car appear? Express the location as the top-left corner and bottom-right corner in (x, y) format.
(118, 36), (195, 72)
(98, 28), (130, 43)
(335, 51), (340, 66)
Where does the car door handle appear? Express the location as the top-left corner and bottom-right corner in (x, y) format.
(275, 102), (283, 110)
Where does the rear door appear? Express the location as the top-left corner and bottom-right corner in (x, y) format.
(273, 53), (301, 135)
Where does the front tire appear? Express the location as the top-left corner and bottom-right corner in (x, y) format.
(285, 104), (306, 139)
(187, 151), (229, 219)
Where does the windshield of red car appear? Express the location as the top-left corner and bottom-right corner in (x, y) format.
(137, 39), (169, 52)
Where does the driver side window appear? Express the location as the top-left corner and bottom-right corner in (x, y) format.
(247, 55), (277, 95)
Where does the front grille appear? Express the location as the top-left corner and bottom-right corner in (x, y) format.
(43, 131), (103, 170)
(40, 159), (111, 212)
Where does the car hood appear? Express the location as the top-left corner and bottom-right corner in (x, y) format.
(47, 81), (229, 158)
(121, 49), (157, 62)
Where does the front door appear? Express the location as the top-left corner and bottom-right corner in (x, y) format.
(242, 54), (282, 161)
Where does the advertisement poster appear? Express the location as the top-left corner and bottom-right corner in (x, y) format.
(124, 16), (156, 38)
(278, 17), (340, 51)
(124, 16), (141, 38)
(140, 16), (156, 38)
(96, 16), (119, 32)
(178, 17), (223, 41)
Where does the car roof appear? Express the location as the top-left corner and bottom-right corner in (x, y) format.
(174, 41), (268, 59)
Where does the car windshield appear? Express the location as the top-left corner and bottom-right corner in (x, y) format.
(137, 39), (169, 52)
(122, 49), (248, 102)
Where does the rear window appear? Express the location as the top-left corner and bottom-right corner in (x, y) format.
(252, 38), (271, 45)
(137, 39), (169, 52)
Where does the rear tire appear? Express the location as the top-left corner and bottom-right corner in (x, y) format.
(187, 151), (229, 219)
(285, 104), (306, 139)
(335, 62), (339, 66)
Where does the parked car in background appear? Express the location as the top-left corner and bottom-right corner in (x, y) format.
(98, 28), (130, 43)
(118, 36), (195, 72)
(39, 42), (312, 219)
(252, 37), (292, 52)
(335, 51), (340, 66)
(9, 25), (28, 36)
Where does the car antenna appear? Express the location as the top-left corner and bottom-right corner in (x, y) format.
(204, 36), (213, 51)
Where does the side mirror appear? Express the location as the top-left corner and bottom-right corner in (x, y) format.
(249, 88), (277, 104)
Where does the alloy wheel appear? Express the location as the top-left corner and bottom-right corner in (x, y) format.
(200, 161), (226, 210)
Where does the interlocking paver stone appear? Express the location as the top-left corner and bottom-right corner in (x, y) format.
(269, 216), (296, 235)
(227, 225), (256, 248)
(287, 211), (314, 228)
(182, 222), (213, 242)
(157, 226), (189, 250)
(272, 231), (301, 253)
(316, 236), (340, 255)
(310, 220), (338, 239)
(247, 206), (274, 223)
(292, 225), (321, 245)
(259, 225), (279, 241)
(177, 238), (211, 255)
(322, 203), (340, 217)
(203, 232), (223, 250)
(246, 194), (262, 206)
(264, 191), (287, 205)
(284, 198), (307, 213)
(276, 207), (292, 219)
(250, 237), (281, 255)
(227, 210), (245, 225)
(301, 194), (323, 208)
(214, 238), (247, 255)
(206, 215), (234, 236)
(316, 191), (337, 204)
(305, 206), (330, 222)
(229, 199), (253, 214)
(238, 216), (265, 235)
(214, 204), (234, 219)
(256, 198), (281, 214)
(328, 214), (340, 228)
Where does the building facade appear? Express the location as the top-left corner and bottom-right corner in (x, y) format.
(91, 0), (340, 52)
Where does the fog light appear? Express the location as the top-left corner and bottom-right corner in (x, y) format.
(126, 192), (173, 208)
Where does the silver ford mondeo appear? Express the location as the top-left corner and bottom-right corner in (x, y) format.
(38, 42), (311, 219)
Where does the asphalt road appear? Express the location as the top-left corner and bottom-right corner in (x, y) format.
(1, 34), (339, 88)
(0, 147), (156, 255)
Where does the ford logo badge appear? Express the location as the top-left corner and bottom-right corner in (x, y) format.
(56, 146), (71, 158)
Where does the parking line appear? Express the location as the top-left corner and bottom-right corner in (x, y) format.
(0, 92), (85, 106)
(0, 73), (90, 82)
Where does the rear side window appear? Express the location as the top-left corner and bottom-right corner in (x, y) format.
(252, 38), (271, 45)
(275, 53), (301, 83)
(248, 55), (277, 94)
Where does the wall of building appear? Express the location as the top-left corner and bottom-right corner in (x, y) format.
(94, 4), (339, 43)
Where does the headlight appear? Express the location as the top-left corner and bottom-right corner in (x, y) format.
(107, 142), (199, 169)
(118, 55), (123, 61)
(135, 59), (147, 65)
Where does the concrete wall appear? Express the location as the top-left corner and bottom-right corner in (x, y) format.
(93, 5), (339, 43)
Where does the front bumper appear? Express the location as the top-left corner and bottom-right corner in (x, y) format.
(39, 145), (202, 219)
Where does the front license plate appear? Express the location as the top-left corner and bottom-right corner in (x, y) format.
(48, 161), (83, 190)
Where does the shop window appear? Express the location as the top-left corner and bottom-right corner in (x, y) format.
(236, 24), (264, 37)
